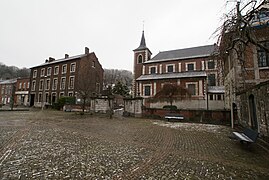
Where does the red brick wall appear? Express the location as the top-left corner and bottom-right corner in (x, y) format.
(143, 108), (231, 124)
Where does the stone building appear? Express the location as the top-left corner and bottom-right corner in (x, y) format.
(222, 3), (269, 138)
(133, 31), (225, 110)
(29, 47), (104, 108)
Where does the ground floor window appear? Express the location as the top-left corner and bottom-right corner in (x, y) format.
(187, 84), (196, 95)
(144, 86), (151, 96)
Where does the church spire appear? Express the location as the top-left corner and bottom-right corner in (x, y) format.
(134, 31), (148, 51)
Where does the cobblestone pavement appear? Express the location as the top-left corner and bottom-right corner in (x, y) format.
(0, 110), (268, 179)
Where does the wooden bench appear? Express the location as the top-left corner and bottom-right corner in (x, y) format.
(233, 128), (258, 145)
(164, 113), (184, 122)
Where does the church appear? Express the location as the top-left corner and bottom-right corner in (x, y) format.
(133, 31), (225, 110)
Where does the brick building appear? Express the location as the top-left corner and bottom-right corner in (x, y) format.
(0, 79), (16, 105)
(222, 4), (269, 137)
(133, 31), (225, 110)
(15, 77), (30, 106)
(29, 47), (103, 108)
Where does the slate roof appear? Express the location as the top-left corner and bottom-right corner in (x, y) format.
(145, 44), (217, 63)
(136, 71), (207, 81)
(31, 54), (87, 69)
(208, 86), (225, 93)
(0, 79), (17, 85)
(133, 31), (151, 52)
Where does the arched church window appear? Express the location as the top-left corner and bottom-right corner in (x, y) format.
(137, 55), (143, 63)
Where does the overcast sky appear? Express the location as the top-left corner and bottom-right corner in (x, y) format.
(0, 0), (234, 71)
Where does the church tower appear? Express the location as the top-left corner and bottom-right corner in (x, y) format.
(133, 31), (152, 97)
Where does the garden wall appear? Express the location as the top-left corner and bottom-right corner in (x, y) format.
(143, 108), (231, 125)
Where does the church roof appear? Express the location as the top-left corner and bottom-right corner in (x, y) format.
(146, 44), (217, 63)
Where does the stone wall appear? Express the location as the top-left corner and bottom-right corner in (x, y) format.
(123, 97), (143, 117)
(143, 108), (230, 125)
(236, 80), (269, 141)
(149, 99), (225, 110)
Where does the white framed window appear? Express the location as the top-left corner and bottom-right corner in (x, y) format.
(186, 62), (196, 71)
(41, 68), (45, 77)
(31, 80), (36, 91)
(33, 70), (37, 78)
(54, 66), (59, 75)
(92, 61), (95, 68)
(149, 66), (157, 74)
(47, 67), (52, 76)
(27, 82), (30, 89)
(70, 63), (76, 72)
(143, 84), (151, 96)
(68, 92), (73, 97)
(62, 64), (67, 74)
(39, 80), (44, 90)
(46, 79), (50, 90)
(53, 78), (58, 90)
(186, 82), (198, 96)
(59, 92), (64, 97)
(23, 82), (26, 89)
(166, 64), (175, 73)
(69, 76), (75, 89)
(60, 77), (66, 90)
(207, 60), (215, 69)
(137, 54), (143, 64)
(19, 83), (22, 89)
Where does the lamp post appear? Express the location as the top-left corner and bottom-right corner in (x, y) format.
(42, 76), (47, 110)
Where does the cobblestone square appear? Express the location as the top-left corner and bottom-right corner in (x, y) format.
(0, 110), (268, 179)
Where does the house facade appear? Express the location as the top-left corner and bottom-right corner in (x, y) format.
(0, 79), (16, 105)
(29, 47), (104, 107)
(133, 31), (225, 110)
(15, 77), (30, 106)
(222, 4), (269, 138)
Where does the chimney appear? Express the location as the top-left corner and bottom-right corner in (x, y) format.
(85, 47), (89, 54)
(65, 54), (69, 59)
(45, 59), (49, 63)
(49, 57), (55, 62)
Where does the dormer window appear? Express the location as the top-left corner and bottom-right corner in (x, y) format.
(138, 55), (143, 64)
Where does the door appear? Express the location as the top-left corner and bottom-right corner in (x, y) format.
(249, 94), (258, 130)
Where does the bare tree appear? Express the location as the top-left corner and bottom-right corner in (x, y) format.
(217, 0), (269, 74)
(76, 61), (98, 114)
(216, 0), (269, 128)
(152, 83), (191, 109)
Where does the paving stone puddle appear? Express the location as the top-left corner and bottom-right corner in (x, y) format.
(0, 110), (268, 179)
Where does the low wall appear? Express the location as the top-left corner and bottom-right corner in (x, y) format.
(124, 97), (143, 117)
(149, 99), (225, 110)
(236, 80), (269, 141)
(143, 108), (231, 125)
